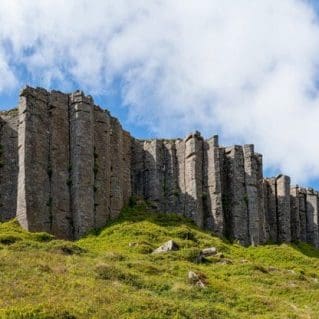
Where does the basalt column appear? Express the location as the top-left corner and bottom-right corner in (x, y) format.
(48, 91), (72, 238)
(162, 140), (179, 213)
(184, 133), (204, 228)
(69, 91), (95, 239)
(264, 178), (278, 242)
(276, 175), (291, 242)
(203, 136), (224, 235)
(0, 113), (18, 222)
(142, 139), (164, 208)
(290, 186), (301, 242)
(122, 131), (132, 206)
(93, 107), (111, 229)
(109, 118), (124, 219)
(222, 146), (249, 245)
(175, 139), (186, 216)
(131, 139), (145, 197)
(256, 154), (267, 243)
(298, 188), (307, 242)
(306, 189), (319, 247)
(17, 87), (51, 232)
(243, 144), (259, 245)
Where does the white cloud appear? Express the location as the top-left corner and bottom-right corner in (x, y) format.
(0, 0), (319, 183)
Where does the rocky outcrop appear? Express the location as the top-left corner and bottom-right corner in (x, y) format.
(1, 86), (319, 248)
(16, 87), (131, 239)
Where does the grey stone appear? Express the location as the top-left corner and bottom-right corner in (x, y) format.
(200, 247), (217, 256)
(152, 240), (179, 253)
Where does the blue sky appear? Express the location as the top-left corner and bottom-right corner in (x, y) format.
(1, 0), (319, 188)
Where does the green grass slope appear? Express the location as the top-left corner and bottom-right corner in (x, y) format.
(0, 202), (318, 319)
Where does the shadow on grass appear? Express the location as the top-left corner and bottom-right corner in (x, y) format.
(86, 200), (319, 258)
(291, 241), (319, 258)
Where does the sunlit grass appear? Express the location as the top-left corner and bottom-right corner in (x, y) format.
(0, 203), (318, 318)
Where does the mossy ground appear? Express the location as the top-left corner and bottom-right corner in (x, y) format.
(0, 202), (318, 318)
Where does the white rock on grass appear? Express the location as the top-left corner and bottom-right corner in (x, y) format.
(152, 240), (179, 254)
(200, 247), (217, 257)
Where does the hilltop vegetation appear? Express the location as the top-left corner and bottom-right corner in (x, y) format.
(0, 202), (318, 318)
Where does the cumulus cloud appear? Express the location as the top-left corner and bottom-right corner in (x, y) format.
(0, 0), (319, 183)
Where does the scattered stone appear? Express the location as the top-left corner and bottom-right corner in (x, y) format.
(219, 258), (233, 265)
(188, 271), (200, 283)
(200, 247), (217, 257)
(152, 240), (179, 254)
(195, 280), (206, 288)
(188, 271), (207, 288)
(215, 252), (224, 259)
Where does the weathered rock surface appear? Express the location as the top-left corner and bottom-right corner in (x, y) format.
(200, 247), (217, 257)
(1, 86), (319, 248)
(152, 240), (179, 253)
(0, 111), (18, 222)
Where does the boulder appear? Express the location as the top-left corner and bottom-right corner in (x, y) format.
(200, 247), (217, 257)
(152, 240), (179, 254)
(196, 246), (218, 262)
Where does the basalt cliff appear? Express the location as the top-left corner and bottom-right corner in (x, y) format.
(0, 86), (318, 247)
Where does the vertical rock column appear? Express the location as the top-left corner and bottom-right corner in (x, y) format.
(175, 139), (186, 216)
(109, 118), (124, 219)
(298, 188), (307, 242)
(203, 136), (224, 236)
(184, 132), (204, 228)
(223, 146), (249, 245)
(142, 139), (164, 207)
(256, 153), (267, 243)
(17, 87), (51, 232)
(69, 91), (95, 239)
(162, 140), (179, 213)
(276, 175), (291, 242)
(122, 131), (132, 205)
(290, 186), (301, 242)
(93, 107), (111, 229)
(243, 144), (259, 245)
(306, 189), (319, 247)
(264, 178), (278, 242)
(0, 113), (18, 221)
(48, 91), (72, 238)
(131, 139), (145, 197)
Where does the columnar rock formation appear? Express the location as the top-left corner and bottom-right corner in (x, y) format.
(0, 110), (18, 222)
(0, 86), (318, 247)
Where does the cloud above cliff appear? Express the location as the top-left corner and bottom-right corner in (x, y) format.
(1, 0), (319, 184)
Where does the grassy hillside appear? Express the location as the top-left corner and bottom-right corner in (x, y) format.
(0, 202), (318, 319)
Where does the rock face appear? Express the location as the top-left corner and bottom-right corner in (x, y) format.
(16, 87), (131, 239)
(0, 110), (18, 222)
(1, 86), (319, 247)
